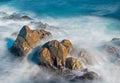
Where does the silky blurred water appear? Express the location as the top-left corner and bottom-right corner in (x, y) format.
(0, 0), (120, 83)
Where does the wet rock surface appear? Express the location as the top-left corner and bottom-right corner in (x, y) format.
(8, 22), (100, 82)
(65, 57), (82, 70)
(38, 40), (72, 69)
(10, 25), (51, 56)
(70, 71), (99, 82)
(71, 48), (92, 65)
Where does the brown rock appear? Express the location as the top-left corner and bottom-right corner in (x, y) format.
(65, 57), (82, 70)
(38, 48), (53, 67)
(61, 39), (73, 54)
(10, 25), (51, 56)
(38, 40), (72, 69)
(10, 36), (31, 56)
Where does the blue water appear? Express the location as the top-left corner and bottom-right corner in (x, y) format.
(1, 0), (120, 19)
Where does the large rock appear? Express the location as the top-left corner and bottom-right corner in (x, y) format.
(10, 25), (51, 56)
(65, 57), (82, 70)
(38, 40), (73, 69)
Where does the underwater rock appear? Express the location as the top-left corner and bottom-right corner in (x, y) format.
(3, 13), (32, 20)
(21, 15), (32, 20)
(10, 25), (51, 56)
(38, 40), (72, 69)
(106, 45), (118, 54)
(105, 38), (120, 56)
(65, 57), (82, 70)
(70, 71), (98, 81)
(111, 38), (120, 46)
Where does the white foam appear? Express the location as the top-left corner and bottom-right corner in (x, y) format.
(0, 7), (120, 83)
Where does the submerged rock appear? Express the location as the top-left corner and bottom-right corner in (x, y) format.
(10, 25), (51, 56)
(21, 15), (32, 20)
(71, 48), (92, 65)
(101, 38), (120, 63)
(65, 57), (82, 70)
(38, 40), (72, 69)
(104, 38), (120, 56)
(70, 71), (98, 81)
(111, 38), (120, 46)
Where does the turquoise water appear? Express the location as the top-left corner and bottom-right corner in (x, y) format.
(1, 0), (120, 19)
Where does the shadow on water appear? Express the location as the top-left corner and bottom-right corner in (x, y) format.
(4, 37), (14, 49)
(28, 46), (41, 65)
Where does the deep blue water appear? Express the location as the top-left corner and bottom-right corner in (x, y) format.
(0, 0), (120, 19)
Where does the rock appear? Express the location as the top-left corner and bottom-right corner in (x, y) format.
(38, 40), (72, 69)
(71, 48), (92, 65)
(111, 38), (120, 46)
(10, 36), (31, 56)
(6, 13), (20, 20)
(65, 57), (82, 70)
(112, 38), (120, 41)
(10, 25), (51, 56)
(106, 45), (118, 54)
(38, 48), (53, 67)
(104, 38), (120, 55)
(61, 39), (73, 54)
(70, 71), (98, 81)
(3, 13), (32, 20)
(21, 16), (32, 20)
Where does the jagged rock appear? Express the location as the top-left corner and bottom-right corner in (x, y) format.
(38, 40), (72, 69)
(65, 57), (82, 70)
(71, 48), (92, 65)
(10, 25), (51, 56)
(70, 71), (98, 81)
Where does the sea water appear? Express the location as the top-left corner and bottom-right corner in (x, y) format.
(0, 0), (120, 83)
